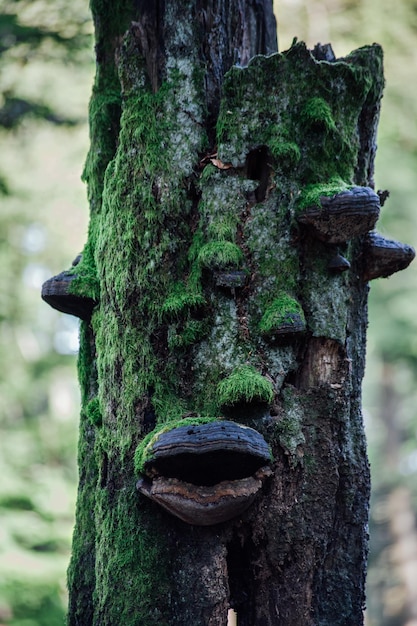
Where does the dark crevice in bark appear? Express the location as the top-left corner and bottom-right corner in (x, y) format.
(129, 0), (277, 135)
(245, 145), (272, 202)
(227, 533), (253, 623)
(100, 451), (108, 488)
(196, 0), (277, 125)
(132, 0), (166, 92)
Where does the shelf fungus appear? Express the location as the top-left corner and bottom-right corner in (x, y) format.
(41, 269), (97, 321)
(259, 295), (306, 340)
(328, 252), (351, 273)
(297, 186), (380, 244)
(363, 231), (415, 281)
(214, 270), (247, 291)
(136, 420), (272, 525)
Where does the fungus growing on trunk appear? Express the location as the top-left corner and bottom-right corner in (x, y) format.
(136, 420), (272, 525)
(297, 185), (380, 243)
(259, 294), (306, 339)
(363, 231), (415, 280)
(328, 252), (351, 272)
(41, 269), (97, 321)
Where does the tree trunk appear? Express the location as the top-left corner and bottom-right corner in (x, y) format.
(41, 1), (414, 624)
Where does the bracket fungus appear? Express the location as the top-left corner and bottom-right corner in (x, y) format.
(214, 270), (247, 291)
(136, 420), (272, 525)
(328, 252), (351, 273)
(259, 295), (306, 340)
(41, 269), (97, 321)
(363, 231), (415, 281)
(297, 186), (380, 244)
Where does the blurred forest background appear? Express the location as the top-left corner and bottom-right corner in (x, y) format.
(0, 0), (416, 624)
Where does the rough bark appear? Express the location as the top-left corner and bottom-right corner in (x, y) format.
(44, 1), (411, 624)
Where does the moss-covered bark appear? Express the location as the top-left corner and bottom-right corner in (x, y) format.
(65, 2), (394, 624)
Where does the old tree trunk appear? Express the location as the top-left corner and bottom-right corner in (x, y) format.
(41, 1), (415, 624)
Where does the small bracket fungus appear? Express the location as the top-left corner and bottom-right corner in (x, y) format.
(363, 231), (415, 281)
(214, 270), (247, 291)
(136, 420), (272, 525)
(41, 269), (97, 321)
(259, 295), (306, 339)
(328, 252), (351, 273)
(297, 186), (380, 244)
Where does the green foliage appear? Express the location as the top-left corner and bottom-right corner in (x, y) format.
(217, 365), (274, 407)
(0, 2), (91, 131)
(0, 2), (93, 624)
(0, 579), (66, 626)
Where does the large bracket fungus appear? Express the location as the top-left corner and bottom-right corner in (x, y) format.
(136, 420), (272, 525)
(297, 186), (381, 244)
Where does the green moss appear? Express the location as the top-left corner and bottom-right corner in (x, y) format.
(93, 485), (171, 625)
(297, 178), (350, 211)
(167, 319), (209, 350)
(207, 218), (237, 242)
(68, 241), (100, 302)
(301, 97), (337, 133)
(82, 82), (122, 210)
(259, 294), (306, 335)
(268, 139), (301, 167)
(134, 416), (217, 474)
(217, 365), (274, 408)
(85, 397), (102, 426)
(161, 285), (205, 319)
(198, 240), (243, 270)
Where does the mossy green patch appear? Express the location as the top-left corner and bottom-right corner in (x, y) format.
(85, 397), (102, 427)
(198, 240), (244, 270)
(68, 241), (100, 303)
(93, 485), (171, 625)
(207, 217), (237, 242)
(162, 284), (206, 320)
(259, 294), (306, 335)
(301, 97), (337, 133)
(268, 139), (301, 167)
(167, 318), (210, 350)
(217, 365), (274, 407)
(297, 178), (350, 211)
